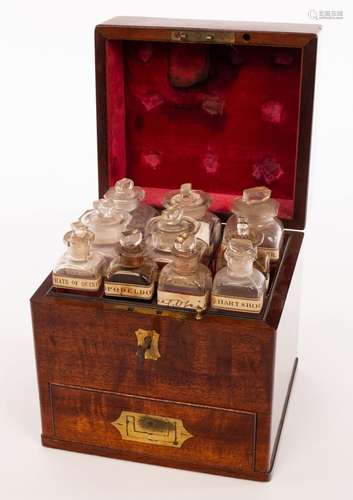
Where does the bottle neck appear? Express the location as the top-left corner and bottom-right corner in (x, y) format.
(67, 242), (90, 262)
(227, 257), (253, 277)
(173, 253), (199, 274)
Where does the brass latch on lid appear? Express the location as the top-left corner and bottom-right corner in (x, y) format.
(171, 30), (235, 44)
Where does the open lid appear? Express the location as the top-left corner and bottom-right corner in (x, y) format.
(95, 17), (320, 229)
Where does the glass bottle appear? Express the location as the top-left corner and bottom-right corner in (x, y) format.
(163, 183), (221, 256)
(231, 186), (283, 263)
(145, 206), (203, 270)
(52, 221), (107, 295)
(105, 229), (157, 300)
(217, 215), (265, 271)
(80, 198), (131, 260)
(212, 238), (266, 313)
(158, 232), (212, 312)
(104, 177), (158, 232)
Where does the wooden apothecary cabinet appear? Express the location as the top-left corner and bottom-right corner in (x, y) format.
(31, 17), (319, 481)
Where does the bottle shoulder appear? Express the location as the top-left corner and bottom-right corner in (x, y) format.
(54, 251), (107, 277)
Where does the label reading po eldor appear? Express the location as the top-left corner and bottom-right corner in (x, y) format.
(211, 294), (263, 313)
(157, 290), (208, 310)
(52, 274), (102, 291)
(258, 247), (280, 261)
(104, 281), (155, 299)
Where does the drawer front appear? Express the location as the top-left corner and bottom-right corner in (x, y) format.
(45, 302), (273, 411)
(50, 384), (256, 474)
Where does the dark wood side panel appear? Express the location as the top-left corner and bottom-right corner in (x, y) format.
(50, 384), (256, 474)
(289, 36), (318, 230)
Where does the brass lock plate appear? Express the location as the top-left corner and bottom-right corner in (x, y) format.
(171, 30), (235, 44)
(112, 411), (193, 448)
(135, 329), (160, 361)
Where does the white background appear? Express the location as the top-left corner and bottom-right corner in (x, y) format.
(1, 1), (352, 498)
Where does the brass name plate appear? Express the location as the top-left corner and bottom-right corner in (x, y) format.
(211, 294), (263, 313)
(52, 274), (101, 291)
(171, 30), (235, 44)
(112, 411), (193, 448)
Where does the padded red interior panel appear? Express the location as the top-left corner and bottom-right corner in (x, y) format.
(106, 40), (302, 218)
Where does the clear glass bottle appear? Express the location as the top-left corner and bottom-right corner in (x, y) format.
(217, 215), (265, 271)
(231, 186), (283, 263)
(212, 238), (266, 313)
(145, 206), (203, 269)
(52, 221), (107, 295)
(105, 229), (157, 300)
(80, 198), (131, 260)
(163, 183), (221, 256)
(158, 232), (212, 312)
(104, 177), (158, 232)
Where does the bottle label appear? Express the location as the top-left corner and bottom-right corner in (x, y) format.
(258, 247), (280, 261)
(211, 293), (263, 313)
(104, 281), (155, 299)
(196, 222), (210, 245)
(52, 274), (102, 291)
(157, 290), (209, 310)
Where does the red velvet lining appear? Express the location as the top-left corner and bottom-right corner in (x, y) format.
(106, 41), (302, 218)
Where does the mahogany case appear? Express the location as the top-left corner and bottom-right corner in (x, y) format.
(31, 17), (319, 481)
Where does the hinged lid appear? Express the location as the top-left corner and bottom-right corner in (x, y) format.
(95, 16), (320, 229)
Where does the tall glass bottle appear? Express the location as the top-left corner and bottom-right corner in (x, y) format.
(212, 238), (266, 313)
(52, 221), (107, 295)
(105, 229), (157, 300)
(158, 232), (212, 312)
(230, 186), (283, 263)
(145, 206), (202, 270)
(104, 177), (158, 232)
(80, 198), (131, 260)
(163, 183), (221, 257)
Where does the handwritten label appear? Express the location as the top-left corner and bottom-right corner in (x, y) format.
(157, 290), (209, 310)
(52, 274), (101, 291)
(104, 281), (155, 299)
(211, 294), (263, 313)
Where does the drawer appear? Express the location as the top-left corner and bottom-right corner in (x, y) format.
(50, 384), (256, 474)
(44, 302), (273, 412)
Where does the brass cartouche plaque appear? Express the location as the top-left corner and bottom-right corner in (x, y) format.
(112, 411), (193, 448)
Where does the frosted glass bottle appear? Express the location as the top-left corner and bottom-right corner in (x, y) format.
(53, 221), (107, 295)
(145, 206), (202, 269)
(104, 178), (158, 232)
(80, 198), (131, 260)
(163, 183), (221, 257)
(212, 238), (266, 313)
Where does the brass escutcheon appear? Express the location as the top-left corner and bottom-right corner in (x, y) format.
(135, 329), (160, 361)
(112, 411), (193, 448)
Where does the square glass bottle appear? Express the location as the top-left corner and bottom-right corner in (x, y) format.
(52, 221), (107, 295)
(212, 238), (266, 314)
(157, 232), (212, 313)
(104, 229), (157, 300)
